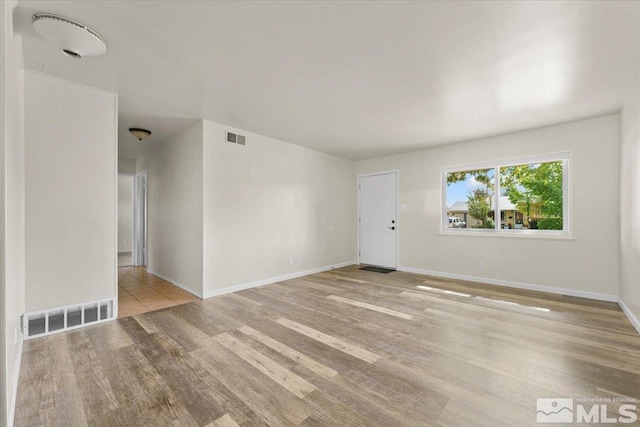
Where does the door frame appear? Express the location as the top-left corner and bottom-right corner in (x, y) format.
(356, 170), (399, 269)
(132, 170), (147, 266)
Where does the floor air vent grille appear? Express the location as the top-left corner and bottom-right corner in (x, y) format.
(24, 298), (116, 339)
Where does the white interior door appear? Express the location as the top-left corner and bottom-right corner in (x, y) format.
(358, 172), (397, 269)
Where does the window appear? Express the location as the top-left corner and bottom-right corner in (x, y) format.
(442, 153), (569, 235)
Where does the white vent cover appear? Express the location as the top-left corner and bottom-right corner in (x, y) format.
(24, 298), (115, 339)
(226, 131), (246, 146)
(32, 13), (107, 58)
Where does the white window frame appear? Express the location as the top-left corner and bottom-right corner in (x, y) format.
(440, 152), (571, 237)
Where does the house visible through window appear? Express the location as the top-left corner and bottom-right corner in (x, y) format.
(442, 153), (569, 235)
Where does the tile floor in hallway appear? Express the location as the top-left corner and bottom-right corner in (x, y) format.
(118, 266), (200, 318)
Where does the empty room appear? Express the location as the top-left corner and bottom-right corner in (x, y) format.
(2, 1), (640, 426)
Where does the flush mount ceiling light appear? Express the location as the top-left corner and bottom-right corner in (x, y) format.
(129, 128), (152, 141)
(32, 13), (107, 59)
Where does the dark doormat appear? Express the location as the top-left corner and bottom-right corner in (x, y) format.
(359, 266), (396, 274)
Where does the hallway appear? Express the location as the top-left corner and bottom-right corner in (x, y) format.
(118, 267), (199, 318)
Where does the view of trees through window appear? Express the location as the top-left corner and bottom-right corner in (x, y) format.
(446, 160), (564, 231)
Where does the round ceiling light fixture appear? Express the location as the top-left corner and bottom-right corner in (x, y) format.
(129, 128), (152, 141)
(32, 13), (107, 59)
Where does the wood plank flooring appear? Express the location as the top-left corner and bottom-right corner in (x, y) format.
(14, 265), (640, 426)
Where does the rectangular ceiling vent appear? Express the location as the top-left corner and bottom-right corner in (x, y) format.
(226, 131), (246, 146)
(23, 298), (116, 340)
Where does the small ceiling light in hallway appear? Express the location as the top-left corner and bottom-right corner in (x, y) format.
(129, 128), (152, 141)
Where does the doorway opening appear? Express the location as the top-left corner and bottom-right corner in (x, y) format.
(132, 170), (147, 267)
(117, 174), (134, 267)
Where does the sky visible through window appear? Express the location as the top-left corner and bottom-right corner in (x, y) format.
(446, 169), (494, 207)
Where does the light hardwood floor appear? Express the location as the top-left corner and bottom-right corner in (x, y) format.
(14, 266), (640, 426)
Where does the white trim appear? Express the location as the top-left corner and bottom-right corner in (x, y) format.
(493, 166), (501, 230)
(113, 290), (119, 319)
(437, 231), (575, 240)
(357, 170), (399, 269)
(397, 266), (618, 302)
(8, 329), (22, 427)
(203, 261), (355, 299)
(357, 169), (400, 179)
(618, 298), (640, 336)
(146, 270), (203, 299)
(440, 151), (570, 174)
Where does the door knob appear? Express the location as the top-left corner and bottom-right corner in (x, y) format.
(388, 226), (395, 230)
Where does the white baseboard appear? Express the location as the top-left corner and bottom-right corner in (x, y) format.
(146, 270), (203, 299)
(618, 298), (640, 336)
(8, 330), (23, 427)
(397, 266), (618, 302)
(203, 261), (355, 299)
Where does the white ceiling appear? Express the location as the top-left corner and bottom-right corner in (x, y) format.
(16, 1), (640, 161)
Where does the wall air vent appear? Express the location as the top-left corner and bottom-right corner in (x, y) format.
(226, 131), (246, 146)
(24, 298), (116, 339)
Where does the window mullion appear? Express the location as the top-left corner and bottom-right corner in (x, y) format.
(494, 166), (500, 231)
(441, 171), (448, 231)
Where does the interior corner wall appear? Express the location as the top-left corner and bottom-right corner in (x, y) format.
(145, 121), (204, 296)
(25, 71), (117, 311)
(355, 115), (620, 299)
(118, 157), (137, 174)
(136, 152), (148, 174)
(0, 4), (7, 420)
(202, 120), (356, 295)
(619, 76), (640, 331)
(2, 0), (25, 424)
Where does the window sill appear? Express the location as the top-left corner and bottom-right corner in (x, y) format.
(438, 230), (575, 240)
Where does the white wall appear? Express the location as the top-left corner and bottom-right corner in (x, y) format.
(620, 77), (640, 332)
(118, 157), (136, 174)
(202, 120), (356, 295)
(1, 1), (25, 424)
(118, 175), (133, 252)
(356, 115), (620, 300)
(25, 71), (117, 311)
(145, 121), (203, 296)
